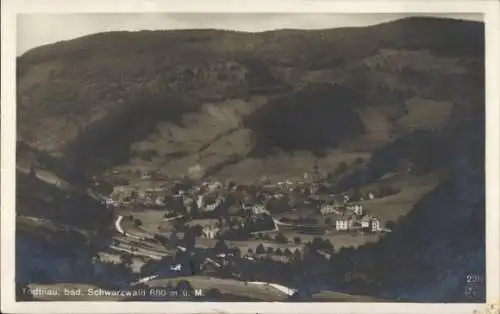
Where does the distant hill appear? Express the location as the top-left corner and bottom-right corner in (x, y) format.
(16, 16), (484, 182)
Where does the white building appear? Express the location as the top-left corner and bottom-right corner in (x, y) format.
(371, 218), (381, 232)
(335, 219), (353, 231)
(202, 225), (220, 239)
(360, 214), (373, 229)
(103, 197), (118, 207)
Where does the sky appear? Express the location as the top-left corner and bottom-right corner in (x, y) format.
(17, 13), (483, 56)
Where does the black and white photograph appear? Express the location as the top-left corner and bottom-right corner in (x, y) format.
(2, 1), (499, 313)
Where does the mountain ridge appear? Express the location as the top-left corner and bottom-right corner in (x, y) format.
(17, 16), (484, 183)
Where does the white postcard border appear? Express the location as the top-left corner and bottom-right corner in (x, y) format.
(2, 1), (499, 313)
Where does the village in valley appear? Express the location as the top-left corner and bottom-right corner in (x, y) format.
(89, 164), (395, 299)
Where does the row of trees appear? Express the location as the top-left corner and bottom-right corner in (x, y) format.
(249, 245), (299, 257)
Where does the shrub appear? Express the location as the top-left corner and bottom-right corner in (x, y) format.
(294, 236), (302, 244)
(233, 248), (242, 258)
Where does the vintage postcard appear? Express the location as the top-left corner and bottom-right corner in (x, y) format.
(1, 0), (499, 313)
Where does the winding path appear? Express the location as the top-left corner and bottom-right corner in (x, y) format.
(115, 215), (125, 235)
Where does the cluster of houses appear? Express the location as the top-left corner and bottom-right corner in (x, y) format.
(200, 202), (271, 240)
(320, 202), (385, 233)
(102, 179), (229, 213)
(241, 203), (269, 216)
(104, 174), (389, 241)
(103, 185), (170, 208)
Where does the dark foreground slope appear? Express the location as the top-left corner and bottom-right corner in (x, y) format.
(327, 128), (485, 303)
(16, 169), (117, 297)
(16, 17), (484, 182)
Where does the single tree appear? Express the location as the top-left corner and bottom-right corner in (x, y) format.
(274, 232), (288, 244)
(322, 239), (334, 251)
(214, 239), (229, 253)
(312, 237), (323, 249)
(293, 248), (302, 261)
(184, 231), (196, 249)
(256, 244), (265, 254)
(334, 161), (348, 176)
(233, 248), (242, 259)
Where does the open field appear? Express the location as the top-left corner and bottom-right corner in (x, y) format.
(357, 172), (443, 223)
(147, 276), (287, 301)
(146, 276), (386, 302)
(216, 149), (372, 182)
